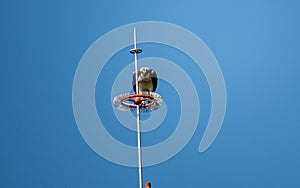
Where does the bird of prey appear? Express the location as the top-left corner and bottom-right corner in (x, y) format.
(132, 67), (158, 93)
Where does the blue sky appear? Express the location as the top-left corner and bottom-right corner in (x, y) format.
(1, 0), (300, 187)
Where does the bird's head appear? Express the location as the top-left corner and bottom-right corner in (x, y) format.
(132, 67), (158, 93)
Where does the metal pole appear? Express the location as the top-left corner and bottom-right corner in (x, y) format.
(132, 26), (143, 188)
(133, 27), (139, 95)
(136, 105), (142, 188)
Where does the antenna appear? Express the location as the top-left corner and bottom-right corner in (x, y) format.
(130, 27), (143, 188)
(130, 27), (143, 95)
(113, 26), (163, 188)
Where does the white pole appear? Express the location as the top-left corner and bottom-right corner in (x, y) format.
(134, 27), (139, 95)
(133, 26), (143, 188)
(136, 105), (142, 188)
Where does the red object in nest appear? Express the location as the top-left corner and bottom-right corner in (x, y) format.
(113, 92), (163, 112)
(121, 94), (155, 107)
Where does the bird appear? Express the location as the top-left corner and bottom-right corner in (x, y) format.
(132, 67), (158, 93)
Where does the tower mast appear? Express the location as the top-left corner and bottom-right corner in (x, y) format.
(130, 27), (143, 188)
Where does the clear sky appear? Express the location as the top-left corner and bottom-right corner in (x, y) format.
(1, 0), (300, 187)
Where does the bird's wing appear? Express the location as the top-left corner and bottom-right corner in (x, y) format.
(150, 70), (158, 92)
